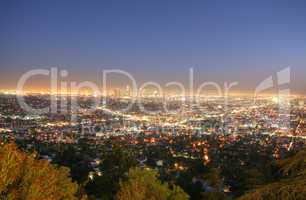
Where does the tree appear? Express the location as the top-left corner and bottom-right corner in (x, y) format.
(0, 143), (86, 200)
(116, 167), (189, 200)
(85, 145), (137, 199)
(176, 160), (225, 200)
(54, 144), (91, 183)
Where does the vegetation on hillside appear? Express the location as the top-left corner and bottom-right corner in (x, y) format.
(240, 149), (306, 200)
(0, 143), (86, 200)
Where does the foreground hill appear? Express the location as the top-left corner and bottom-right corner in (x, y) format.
(240, 149), (306, 200)
(0, 143), (86, 200)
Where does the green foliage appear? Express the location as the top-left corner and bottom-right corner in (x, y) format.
(116, 167), (189, 200)
(0, 143), (85, 200)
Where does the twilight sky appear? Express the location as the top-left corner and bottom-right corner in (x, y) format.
(0, 0), (306, 94)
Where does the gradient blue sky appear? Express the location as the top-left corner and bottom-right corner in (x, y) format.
(0, 0), (306, 94)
